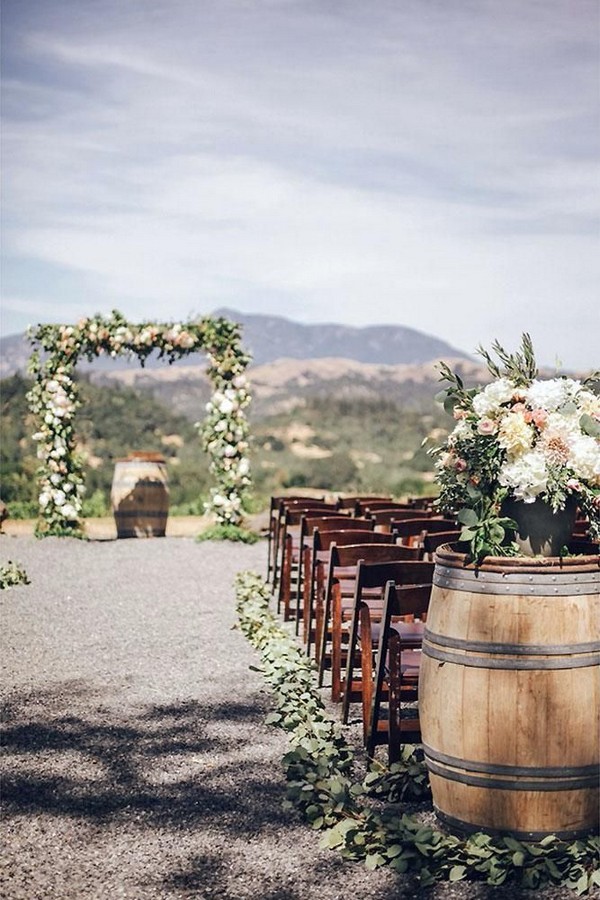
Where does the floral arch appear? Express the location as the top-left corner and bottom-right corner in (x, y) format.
(26, 310), (253, 537)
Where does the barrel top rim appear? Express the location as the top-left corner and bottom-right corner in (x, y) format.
(115, 454), (167, 463)
(434, 543), (600, 573)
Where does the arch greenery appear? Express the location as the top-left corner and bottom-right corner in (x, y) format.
(26, 310), (253, 538)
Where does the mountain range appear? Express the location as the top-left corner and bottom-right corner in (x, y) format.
(0, 308), (471, 378)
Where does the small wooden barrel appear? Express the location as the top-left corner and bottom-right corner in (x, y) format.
(419, 546), (600, 840)
(111, 453), (169, 538)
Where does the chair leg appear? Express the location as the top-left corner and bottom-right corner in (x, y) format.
(359, 606), (374, 745)
(341, 602), (361, 724)
(278, 534), (292, 620)
(331, 584), (343, 702)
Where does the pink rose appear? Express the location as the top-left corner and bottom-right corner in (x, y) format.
(531, 408), (548, 428)
(477, 418), (496, 435)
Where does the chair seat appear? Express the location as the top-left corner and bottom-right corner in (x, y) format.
(389, 648), (421, 676)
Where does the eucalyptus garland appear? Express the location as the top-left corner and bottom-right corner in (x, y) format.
(235, 570), (600, 894)
(27, 310), (253, 537)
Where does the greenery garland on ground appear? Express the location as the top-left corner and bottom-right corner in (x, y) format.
(235, 570), (599, 894)
(0, 561), (30, 590)
(27, 311), (253, 537)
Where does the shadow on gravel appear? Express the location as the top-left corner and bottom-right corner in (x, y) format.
(1, 682), (288, 834)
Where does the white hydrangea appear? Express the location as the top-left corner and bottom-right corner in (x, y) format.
(472, 378), (515, 417)
(568, 434), (600, 484)
(525, 377), (581, 412)
(498, 450), (548, 502)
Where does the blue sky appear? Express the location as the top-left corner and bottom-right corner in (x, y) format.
(1, 0), (598, 369)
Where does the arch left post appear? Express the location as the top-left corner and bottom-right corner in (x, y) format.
(27, 342), (86, 538)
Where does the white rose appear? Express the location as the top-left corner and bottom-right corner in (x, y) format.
(53, 490), (66, 506)
(39, 492), (51, 508)
(219, 399), (234, 415)
(61, 503), (78, 519)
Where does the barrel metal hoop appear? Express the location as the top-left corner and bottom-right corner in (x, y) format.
(426, 758), (599, 791)
(432, 807), (598, 842)
(423, 744), (600, 779)
(114, 510), (169, 518)
(433, 565), (600, 596)
(424, 628), (600, 657)
(422, 641), (600, 670)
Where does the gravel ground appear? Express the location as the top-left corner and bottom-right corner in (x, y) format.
(0, 535), (592, 900)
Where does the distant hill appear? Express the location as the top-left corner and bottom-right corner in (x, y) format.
(211, 308), (472, 366)
(0, 309), (471, 377)
(86, 355), (486, 421)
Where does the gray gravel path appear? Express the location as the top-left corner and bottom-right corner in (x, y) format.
(0, 536), (589, 900)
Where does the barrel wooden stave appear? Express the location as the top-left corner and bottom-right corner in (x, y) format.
(111, 456), (169, 539)
(419, 550), (600, 839)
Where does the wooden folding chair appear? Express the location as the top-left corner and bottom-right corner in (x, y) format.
(270, 496), (332, 589)
(408, 495), (438, 510)
(336, 495), (393, 514)
(421, 530), (461, 560)
(303, 528), (394, 657)
(369, 508), (433, 533)
(322, 547), (427, 701)
(391, 517), (456, 546)
(293, 513), (366, 634)
(356, 500), (415, 516)
(277, 504), (339, 619)
(317, 541), (420, 689)
(340, 559), (434, 722)
(363, 582), (432, 759)
(267, 495), (324, 583)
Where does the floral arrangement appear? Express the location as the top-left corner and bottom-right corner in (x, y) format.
(27, 310), (253, 537)
(433, 334), (600, 560)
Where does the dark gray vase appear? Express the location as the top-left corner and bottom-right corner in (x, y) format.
(503, 497), (577, 557)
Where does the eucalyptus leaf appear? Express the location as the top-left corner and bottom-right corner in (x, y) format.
(457, 507), (479, 526)
(580, 413), (600, 438)
(449, 865), (467, 882)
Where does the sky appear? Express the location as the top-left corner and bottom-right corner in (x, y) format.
(1, 0), (599, 370)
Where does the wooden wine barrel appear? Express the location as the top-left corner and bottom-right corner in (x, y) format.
(419, 546), (600, 840)
(111, 453), (169, 538)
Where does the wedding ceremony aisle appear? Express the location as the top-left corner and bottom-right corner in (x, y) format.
(1, 535), (406, 900)
(1, 535), (584, 899)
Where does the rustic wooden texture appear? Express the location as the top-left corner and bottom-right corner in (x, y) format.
(420, 552), (600, 838)
(111, 457), (169, 538)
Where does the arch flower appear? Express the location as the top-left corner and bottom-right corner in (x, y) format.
(27, 310), (253, 537)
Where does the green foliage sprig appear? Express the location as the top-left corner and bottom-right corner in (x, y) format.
(0, 561), (30, 590)
(197, 524), (260, 543)
(235, 569), (600, 893)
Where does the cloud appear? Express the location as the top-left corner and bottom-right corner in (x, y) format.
(1, 0), (598, 369)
